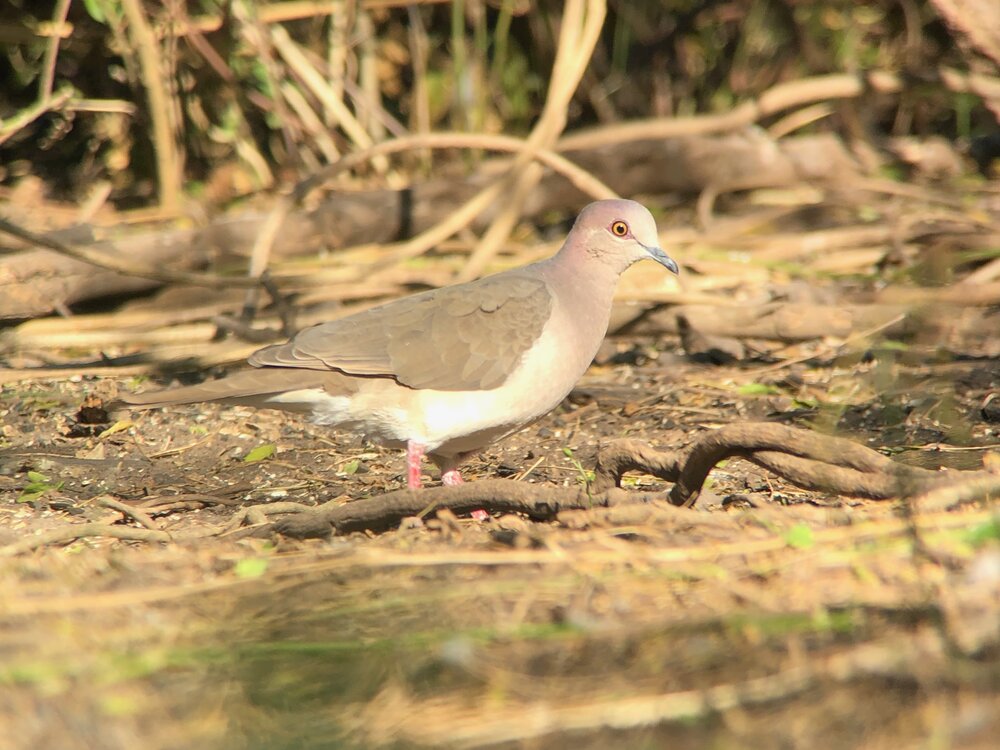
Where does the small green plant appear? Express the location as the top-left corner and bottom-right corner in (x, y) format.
(784, 523), (815, 549)
(562, 447), (594, 486)
(233, 558), (269, 579)
(738, 382), (781, 397)
(98, 420), (133, 439)
(243, 444), (276, 463)
(18, 471), (64, 503)
(963, 518), (1000, 548)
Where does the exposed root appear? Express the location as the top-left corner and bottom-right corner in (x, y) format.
(4, 423), (996, 552)
(274, 423), (998, 539)
(269, 481), (637, 539)
(592, 423), (978, 505)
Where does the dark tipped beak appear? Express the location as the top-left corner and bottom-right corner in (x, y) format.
(644, 244), (680, 275)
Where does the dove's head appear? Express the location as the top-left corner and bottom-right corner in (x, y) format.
(568, 199), (679, 275)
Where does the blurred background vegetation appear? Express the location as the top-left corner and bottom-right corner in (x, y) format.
(0, 0), (996, 212)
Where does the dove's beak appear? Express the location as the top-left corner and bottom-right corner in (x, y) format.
(643, 244), (680, 275)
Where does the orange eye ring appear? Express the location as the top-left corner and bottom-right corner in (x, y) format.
(611, 220), (629, 237)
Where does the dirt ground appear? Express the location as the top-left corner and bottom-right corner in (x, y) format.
(1, 320), (998, 748)
(3, 1), (1000, 744)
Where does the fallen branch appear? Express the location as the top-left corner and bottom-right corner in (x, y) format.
(269, 481), (633, 538)
(95, 495), (159, 530)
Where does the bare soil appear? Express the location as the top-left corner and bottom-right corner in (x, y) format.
(1, 330), (998, 749)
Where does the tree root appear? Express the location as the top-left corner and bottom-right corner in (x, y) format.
(591, 422), (978, 504)
(4, 423), (995, 553)
(269, 482), (651, 539)
(272, 423), (998, 539)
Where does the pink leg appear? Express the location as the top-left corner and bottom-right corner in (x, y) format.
(406, 440), (425, 489)
(441, 469), (464, 486)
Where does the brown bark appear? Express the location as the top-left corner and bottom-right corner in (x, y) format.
(269, 423), (996, 539)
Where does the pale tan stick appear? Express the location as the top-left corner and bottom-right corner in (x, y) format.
(270, 24), (388, 173)
(558, 67), (1000, 152)
(293, 132), (617, 202)
(557, 72), (904, 151)
(461, 162), (546, 281)
(406, 4), (432, 167)
(120, 0), (182, 213)
(279, 80), (341, 162)
(326, 0), (349, 108)
(244, 131), (617, 288)
(767, 102), (835, 138)
(95, 496), (160, 531)
(0, 524), (217, 556)
(38, 0), (71, 99)
(62, 98), (137, 115)
(76, 181), (113, 224)
(961, 256), (1000, 285)
(5, 322), (218, 349)
(460, 0), (610, 281)
(356, 9), (384, 142)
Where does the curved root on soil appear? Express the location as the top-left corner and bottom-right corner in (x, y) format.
(4, 423), (996, 553)
(271, 423), (997, 540)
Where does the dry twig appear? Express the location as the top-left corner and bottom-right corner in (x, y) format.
(120, 0), (182, 213)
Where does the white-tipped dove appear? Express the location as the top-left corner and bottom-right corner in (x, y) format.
(117, 199), (679, 488)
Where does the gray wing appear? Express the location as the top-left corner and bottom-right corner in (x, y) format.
(248, 273), (553, 391)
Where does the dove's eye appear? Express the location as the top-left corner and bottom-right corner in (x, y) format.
(610, 221), (629, 237)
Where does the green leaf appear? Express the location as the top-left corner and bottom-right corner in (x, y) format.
(82, 0), (106, 22)
(340, 459), (360, 475)
(964, 519), (1000, 548)
(99, 420), (134, 439)
(877, 340), (909, 352)
(18, 470), (63, 502)
(738, 383), (780, 396)
(233, 558), (269, 579)
(784, 524), (815, 549)
(243, 444), (276, 463)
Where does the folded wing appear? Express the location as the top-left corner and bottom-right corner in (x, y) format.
(249, 273), (553, 391)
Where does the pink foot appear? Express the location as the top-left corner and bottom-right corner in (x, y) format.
(406, 440), (425, 489)
(441, 469), (464, 486)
